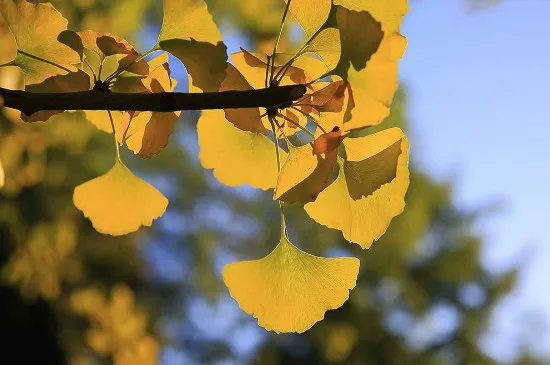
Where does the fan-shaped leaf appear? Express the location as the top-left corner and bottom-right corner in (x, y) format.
(305, 128), (409, 248)
(73, 160), (168, 236)
(223, 233), (359, 333)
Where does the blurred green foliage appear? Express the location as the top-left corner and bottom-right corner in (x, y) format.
(0, 0), (541, 364)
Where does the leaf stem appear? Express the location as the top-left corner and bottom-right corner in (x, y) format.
(290, 106), (327, 134)
(270, 0), (293, 85)
(107, 111), (121, 160)
(269, 116), (287, 235)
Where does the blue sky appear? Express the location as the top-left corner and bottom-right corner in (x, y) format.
(401, 0), (550, 360)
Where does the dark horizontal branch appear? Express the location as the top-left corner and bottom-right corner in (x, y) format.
(0, 84), (307, 117)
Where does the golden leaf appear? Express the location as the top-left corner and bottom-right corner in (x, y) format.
(223, 233), (359, 333)
(305, 128), (409, 248)
(275, 142), (337, 204)
(73, 159), (168, 236)
(197, 109), (286, 190)
(157, 0), (227, 91)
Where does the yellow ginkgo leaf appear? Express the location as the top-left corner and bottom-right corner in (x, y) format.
(335, 6), (384, 73)
(274, 142), (337, 204)
(345, 34), (405, 129)
(301, 28), (341, 74)
(73, 159), (168, 236)
(305, 128), (409, 248)
(157, 0), (227, 92)
(197, 110), (286, 190)
(0, 0), (80, 84)
(223, 233), (359, 333)
(120, 55), (180, 158)
(334, 0), (409, 33)
(285, 0), (331, 38)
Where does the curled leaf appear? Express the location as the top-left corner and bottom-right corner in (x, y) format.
(0, 0), (80, 84)
(313, 127), (343, 155)
(223, 233), (359, 333)
(305, 128), (409, 248)
(73, 160), (168, 236)
(119, 54), (180, 158)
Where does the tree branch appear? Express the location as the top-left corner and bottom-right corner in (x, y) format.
(0, 84), (307, 117)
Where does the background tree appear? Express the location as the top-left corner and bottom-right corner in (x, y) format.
(0, 0), (542, 364)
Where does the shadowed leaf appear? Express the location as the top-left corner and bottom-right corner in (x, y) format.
(305, 128), (409, 248)
(275, 142), (337, 204)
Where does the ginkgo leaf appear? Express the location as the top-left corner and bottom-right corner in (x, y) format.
(344, 34), (405, 129)
(197, 109), (286, 190)
(220, 63), (266, 134)
(300, 28), (341, 74)
(75, 30), (149, 76)
(305, 128), (409, 248)
(73, 159), (168, 236)
(0, 0), (80, 84)
(313, 127), (343, 155)
(231, 49), (324, 89)
(285, 0), (331, 38)
(335, 6), (384, 73)
(118, 55), (180, 158)
(157, 0), (227, 92)
(274, 142), (337, 204)
(223, 232), (359, 333)
(24, 70), (91, 122)
(334, 0), (409, 33)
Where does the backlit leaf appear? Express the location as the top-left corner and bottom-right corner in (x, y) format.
(119, 54), (180, 158)
(301, 28), (341, 74)
(157, 0), (227, 92)
(313, 127), (343, 155)
(0, 0), (80, 84)
(73, 159), (168, 236)
(76, 30), (149, 76)
(305, 128), (409, 248)
(285, 0), (331, 38)
(334, 0), (409, 33)
(197, 110), (286, 190)
(275, 142), (337, 204)
(223, 233), (359, 333)
(345, 34), (405, 129)
(335, 6), (384, 73)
